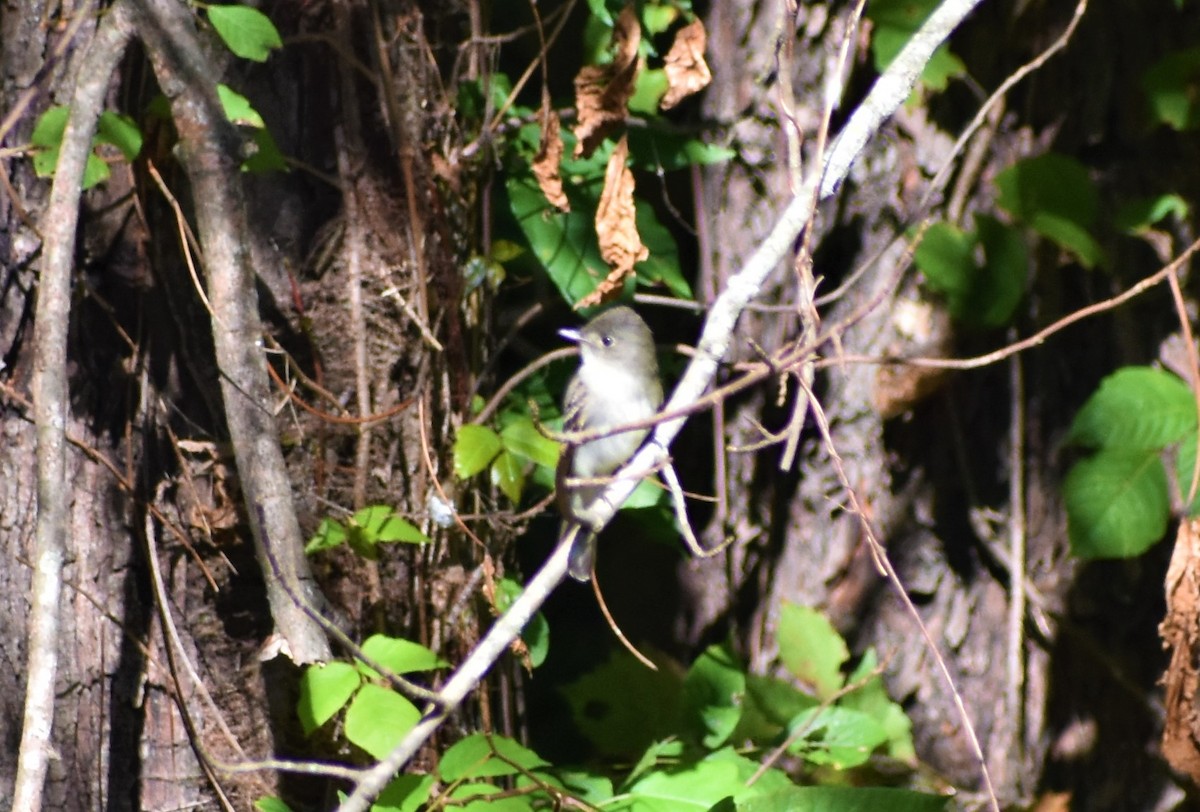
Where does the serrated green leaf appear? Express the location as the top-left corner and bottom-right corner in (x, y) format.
(440, 732), (549, 781)
(682, 644), (745, 749)
(216, 83), (266, 128)
(739, 786), (948, 812)
(208, 4), (283, 62)
(454, 424), (503, 478)
(297, 661), (361, 734)
(306, 517), (349, 553)
(1065, 448), (1170, 559)
(777, 603), (847, 699)
(344, 683), (421, 759)
(373, 774), (434, 812)
(1116, 193), (1191, 234)
(1069, 366), (1196, 449)
(788, 706), (889, 769)
(359, 634), (447, 676)
(1176, 430), (1200, 515)
(500, 417), (560, 469)
(96, 111), (142, 161)
(1143, 48), (1200, 130)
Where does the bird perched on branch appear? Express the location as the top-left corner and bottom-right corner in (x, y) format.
(556, 306), (663, 582)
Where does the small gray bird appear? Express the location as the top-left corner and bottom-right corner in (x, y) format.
(556, 306), (663, 582)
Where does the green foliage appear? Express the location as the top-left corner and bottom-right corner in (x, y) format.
(1143, 48), (1200, 130)
(495, 578), (550, 667)
(453, 414), (562, 506)
(207, 4), (283, 62)
(913, 216), (1028, 328)
(777, 602), (848, 699)
(1065, 367), (1198, 558)
(739, 786), (949, 812)
(254, 798), (295, 812)
(995, 152), (1104, 268)
(866, 0), (965, 92)
(1115, 193), (1191, 234)
(306, 504), (430, 558)
(31, 106), (143, 189)
(215, 84), (288, 172)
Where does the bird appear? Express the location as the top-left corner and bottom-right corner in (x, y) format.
(556, 306), (663, 582)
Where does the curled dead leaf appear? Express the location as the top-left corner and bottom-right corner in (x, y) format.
(1160, 518), (1200, 785)
(578, 135), (646, 308)
(533, 107), (569, 212)
(572, 5), (641, 158)
(661, 18), (712, 111)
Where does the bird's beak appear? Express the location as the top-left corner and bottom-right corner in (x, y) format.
(558, 327), (583, 344)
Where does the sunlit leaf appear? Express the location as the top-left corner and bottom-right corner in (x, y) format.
(1068, 366), (1196, 449)
(359, 634), (447, 676)
(344, 683), (421, 759)
(208, 4), (283, 62)
(777, 602), (847, 699)
(1065, 448), (1170, 559)
(454, 424), (503, 478)
(297, 661), (360, 734)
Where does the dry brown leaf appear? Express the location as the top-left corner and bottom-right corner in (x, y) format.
(1160, 518), (1200, 785)
(572, 5), (641, 158)
(661, 18), (712, 111)
(532, 107), (569, 212)
(578, 135), (646, 308)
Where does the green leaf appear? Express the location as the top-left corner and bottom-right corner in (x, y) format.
(739, 786), (948, 812)
(1115, 193), (1191, 234)
(439, 732), (549, 781)
(297, 661), (361, 734)
(841, 649), (916, 763)
(495, 578), (550, 667)
(867, 0), (964, 91)
(1143, 48), (1200, 130)
(306, 516), (349, 553)
(96, 111), (142, 161)
(254, 798), (295, 812)
(616, 758), (743, 812)
(563, 652), (683, 757)
(359, 634), (447, 676)
(1176, 430), (1200, 516)
(635, 198), (692, 299)
(682, 644), (745, 749)
(995, 153), (1099, 262)
(626, 129), (735, 172)
(1065, 448), (1170, 559)
(446, 783), (535, 811)
(1028, 211), (1104, 269)
(242, 126), (289, 173)
(30, 104), (113, 189)
(969, 215), (1028, 326)
(1068, 367), (1196, 449)
(207, 4), (283, 62)
(216, 83), (266, 128)
(500, 416), (560, 469)
(734, 674), (819, 742)
(352, 505), (431, 545)
(914, 222), (975, 298)
(777, 603), (848, 699)
(373, 774), (434, 812)
(454, 424), (503, 478)
(490, 449), (525, 504)
(630, 68), (669, 114)
(344, 683), (421, 759)
(554, 769), (615, 804)
(787, 706), (889, 769)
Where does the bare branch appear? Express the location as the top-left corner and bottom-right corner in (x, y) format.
(132, 0), (331, 663)
(15, 4), (133, 810)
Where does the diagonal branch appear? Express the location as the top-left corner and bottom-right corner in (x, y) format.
(335, 0), (988, 808)
(131, 0), (331, 664)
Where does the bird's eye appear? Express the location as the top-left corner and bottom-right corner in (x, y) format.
(601, 335), (615, 347)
